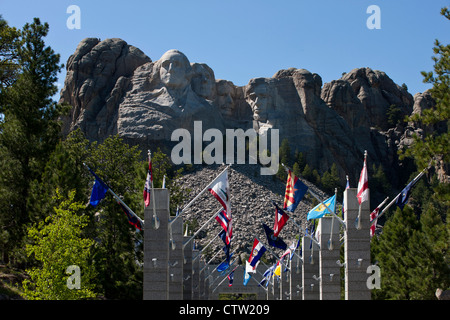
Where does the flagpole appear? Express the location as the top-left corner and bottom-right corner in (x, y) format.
(183, 207), (223, 249)
(327, 188), (338, 250)
(307, 188), (346, 229)
(209, 257), (237, 287)
(83, 163), (144, 227)
(370, 196), (390, 234)
(246, 266), (269, 292)
(289, 217), (320, 248)
(193, 231), (221, 262)
(211, 263), (239, 292)
(281, 163), (346, 229)
(255, 236), (290, 271)
(371, 168), (427, 225)
(181, 164), (231, 214)
(168, 164), (231, 227)
(148, 150), (160, 229)
(356, 150), (368, 230)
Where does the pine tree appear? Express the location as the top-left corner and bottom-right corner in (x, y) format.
(86, 135), (144, 299)
(0, 18), (65, 263)
(371, 207), (420, 299)
(405, 203), (450, 299)
(0, 16), (20, 89)
(400, 8), (449, 203)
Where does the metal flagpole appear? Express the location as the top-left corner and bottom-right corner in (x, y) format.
(288, 216), (320, 248)
(356, 150), (368, 230)
(148, 150), (160, 229)
(182, 165), (230, 214)
(211, 263), (239, 293)
(371, 168), (427, 225)
(255, 236), (290, 271)
(193, 232), (221, 262)
(83, 163), (145, 227)
(327, 188), (338, 250)
(209, 257), (237, 287)
(183, 207), (223, 249)
(168, 164), (231, 227)
(246, 266), (269, 293)
(281, 163), (346, 229)
(370, 196), (390, 233)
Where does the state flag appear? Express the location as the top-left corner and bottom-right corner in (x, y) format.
(248, 238), (266, 269)
(307, 194), (336, 220)
(215, 210), (232, 245)
(262, 223), (287, 250)
(88, 167), (109, 207)
(273, 201), (289, 237)
(117, 201), (142, 231)
(283, 170), (308, 212)
(208, 169), (230, 216)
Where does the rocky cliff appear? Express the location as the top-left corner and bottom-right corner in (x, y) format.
(59, 38), (433, 187)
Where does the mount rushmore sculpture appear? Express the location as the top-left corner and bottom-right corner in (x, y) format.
(59, 37), (431, 185)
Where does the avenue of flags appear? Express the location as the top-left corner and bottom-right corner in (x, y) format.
(84, 147), (427, 293)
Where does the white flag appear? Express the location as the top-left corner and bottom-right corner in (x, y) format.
(208, 169), (231, 218)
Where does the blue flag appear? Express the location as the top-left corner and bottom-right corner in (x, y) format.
(307, 194), (336, 220)
(262, 223), (287, 250)
(88, 168), (109, 206)
(396, 178), (418, 210)
(219, 230), (230, 262)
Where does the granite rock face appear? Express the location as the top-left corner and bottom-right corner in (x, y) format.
(59, 38), (434, 185)
(60, 38), (152, 141)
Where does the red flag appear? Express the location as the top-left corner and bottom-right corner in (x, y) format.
(273, 202), (289, 237)
(357, 153), (369, 204)
(370, 206), (380, 237)
(143, 158), (153, 207)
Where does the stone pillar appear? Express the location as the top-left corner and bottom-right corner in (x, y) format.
(302, 236), (320, 300)
(168, 215), (183, 300)
(318, 216), (341, 300)
(291, 251), (303, 300)
(143, 189), (170, 300)
(183, 237), (193, 300)
(199, 260), (206, 299)
(344, 188), (371, 300)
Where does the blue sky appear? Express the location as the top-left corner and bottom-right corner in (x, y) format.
(1, 0), (449, 96)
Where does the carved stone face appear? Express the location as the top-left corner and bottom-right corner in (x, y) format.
(246, 79), (272, 122)
(158, 49), (192, 89)
(191, 63), (215, 100)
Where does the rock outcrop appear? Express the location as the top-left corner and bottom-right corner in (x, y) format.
(59, 38), (435, 186)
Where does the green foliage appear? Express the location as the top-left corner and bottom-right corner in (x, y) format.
(372, 203), (449, 300)
(0, 15), (20, 89)
(22, 190), (97, 300)
(85, 135), (144, 299)
(400, 9), (449, 175)
(0, 17), (66, 263)
(321, 163), (340, 194)
(386, 104), (403, 127)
